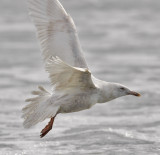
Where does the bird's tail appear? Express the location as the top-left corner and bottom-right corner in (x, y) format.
(22, 86), (59, 128)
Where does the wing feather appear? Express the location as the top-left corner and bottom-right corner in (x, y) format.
(45, 57), (95, 90)
(27, 0), (88, 68)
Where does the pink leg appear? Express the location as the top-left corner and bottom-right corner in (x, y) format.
(40, 116), (56, 138)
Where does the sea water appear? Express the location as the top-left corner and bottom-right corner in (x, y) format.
(0, 0), (160, 154)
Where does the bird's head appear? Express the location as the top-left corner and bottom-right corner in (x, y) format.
(99, 82), (141, 103)
(111, 83), (141, 98)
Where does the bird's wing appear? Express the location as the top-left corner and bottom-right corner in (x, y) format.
(45, 57), (95, 90)
(27, 0), (88, 68)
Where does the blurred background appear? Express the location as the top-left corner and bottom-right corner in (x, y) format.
(0, 0), (160, 154)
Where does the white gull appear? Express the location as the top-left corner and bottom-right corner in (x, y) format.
(22, 0), (141, 138)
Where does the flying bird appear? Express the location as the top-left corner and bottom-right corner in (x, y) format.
(22, 0), (141, 138)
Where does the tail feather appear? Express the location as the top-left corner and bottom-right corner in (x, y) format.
(22, 86), (59, 128)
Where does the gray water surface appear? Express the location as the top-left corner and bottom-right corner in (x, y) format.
(0, 0), (160, 154)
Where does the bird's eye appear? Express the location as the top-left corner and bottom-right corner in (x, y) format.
(120, 87), (125, 90)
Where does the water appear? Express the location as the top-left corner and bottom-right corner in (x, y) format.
(0, 0), (160, 154)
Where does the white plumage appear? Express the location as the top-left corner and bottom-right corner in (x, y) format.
(45, 56), (95, 90)
(27, 0), (87, 68)
(22, 0), (140, 137)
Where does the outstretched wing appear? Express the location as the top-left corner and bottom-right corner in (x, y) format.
(27, 0), (88, 68)
(45, 57), (95, 90)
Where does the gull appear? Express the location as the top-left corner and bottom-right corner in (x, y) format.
(22, 0), (141, 138)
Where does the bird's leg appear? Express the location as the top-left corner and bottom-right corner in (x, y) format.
(40, 115), (57, 138)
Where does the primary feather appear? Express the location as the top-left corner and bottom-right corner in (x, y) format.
(27, 0), (88, 68)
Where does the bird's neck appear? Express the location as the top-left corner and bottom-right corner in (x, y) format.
(97, 88), (116, 103)
(92, 77), (118, 103)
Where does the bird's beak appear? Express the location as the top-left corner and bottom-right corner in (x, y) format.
(128, 91), (141, 97)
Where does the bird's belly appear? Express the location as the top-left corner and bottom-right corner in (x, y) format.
(59, 101), (92, 113)
(59, 95), (96, 113)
